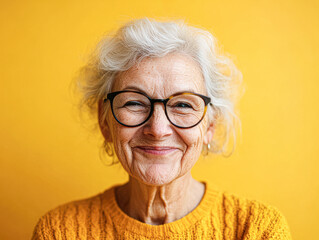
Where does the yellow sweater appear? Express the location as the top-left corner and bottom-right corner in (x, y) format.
(32, 183), (292, 239)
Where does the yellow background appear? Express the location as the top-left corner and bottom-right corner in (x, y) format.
(1, 0), (318, 239)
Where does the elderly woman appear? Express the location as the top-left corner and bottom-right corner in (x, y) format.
(32, 18), (292, 239)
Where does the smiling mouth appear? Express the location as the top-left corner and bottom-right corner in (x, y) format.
(135, 146), (178, 155)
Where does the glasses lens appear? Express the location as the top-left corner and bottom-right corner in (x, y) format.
(112, 92), (151, 126)
(167, 94), (206, 128)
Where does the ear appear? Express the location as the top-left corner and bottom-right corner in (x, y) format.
(203, 121), (214, 145)
(98, 99), (112, 142)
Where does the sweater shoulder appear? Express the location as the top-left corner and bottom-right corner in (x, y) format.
(220, 191), (292, 239)
(45, 191), (104, 220)
(32, 190), (109, 240)
(222, 191), (280, 217)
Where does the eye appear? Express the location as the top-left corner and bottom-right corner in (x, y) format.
(121, 101), (150, 113)
(123, 101), (144, 107)
(173, 102), (193, 109)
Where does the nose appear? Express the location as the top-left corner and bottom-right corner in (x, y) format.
(143, 103), (173, 139)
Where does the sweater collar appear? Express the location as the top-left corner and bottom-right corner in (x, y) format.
(101, 182), (220, 237)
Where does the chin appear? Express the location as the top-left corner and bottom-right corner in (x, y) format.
(138, 164), (180, 186)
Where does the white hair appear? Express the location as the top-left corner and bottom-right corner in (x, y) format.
(76, 18), (243, 157)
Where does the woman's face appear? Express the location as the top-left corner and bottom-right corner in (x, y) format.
(104, 53), (213, 186)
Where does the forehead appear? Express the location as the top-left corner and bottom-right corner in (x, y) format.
(112, 53), (206, 97)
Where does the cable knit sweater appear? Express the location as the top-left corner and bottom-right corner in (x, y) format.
(32, 183), (292, 239)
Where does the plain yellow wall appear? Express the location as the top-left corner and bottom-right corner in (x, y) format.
(1, 0), (318, 239)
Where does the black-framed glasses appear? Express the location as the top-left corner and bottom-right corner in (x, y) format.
(104, 90), (212, 129)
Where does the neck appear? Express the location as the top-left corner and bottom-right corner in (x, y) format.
(115, 173), (205, 225)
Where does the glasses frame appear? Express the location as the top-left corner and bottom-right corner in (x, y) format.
(104, 90), (212, 129)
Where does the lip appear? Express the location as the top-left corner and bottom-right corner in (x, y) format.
(135, 146), (178, 155)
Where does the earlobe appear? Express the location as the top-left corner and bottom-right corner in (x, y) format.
(203, 122), (214, 145)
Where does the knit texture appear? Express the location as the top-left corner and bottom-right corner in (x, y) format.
(32, 183), (292, 239)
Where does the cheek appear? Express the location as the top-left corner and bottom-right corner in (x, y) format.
(178, 125), (206, 170)
(111, 123), (136, 170)
(186, 129), (203, 148)
(182, 121), (207, 149)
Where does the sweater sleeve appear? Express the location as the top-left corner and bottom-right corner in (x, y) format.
(262, 207), (292, 240)
(31, 214), (54, 240)
(242, 202), (292, 240)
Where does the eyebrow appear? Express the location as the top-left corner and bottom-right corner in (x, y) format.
(122, 86), (148, 95)
(122, 85), (196, 97)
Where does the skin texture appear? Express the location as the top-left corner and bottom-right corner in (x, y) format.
(99, 53), (214, 225)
